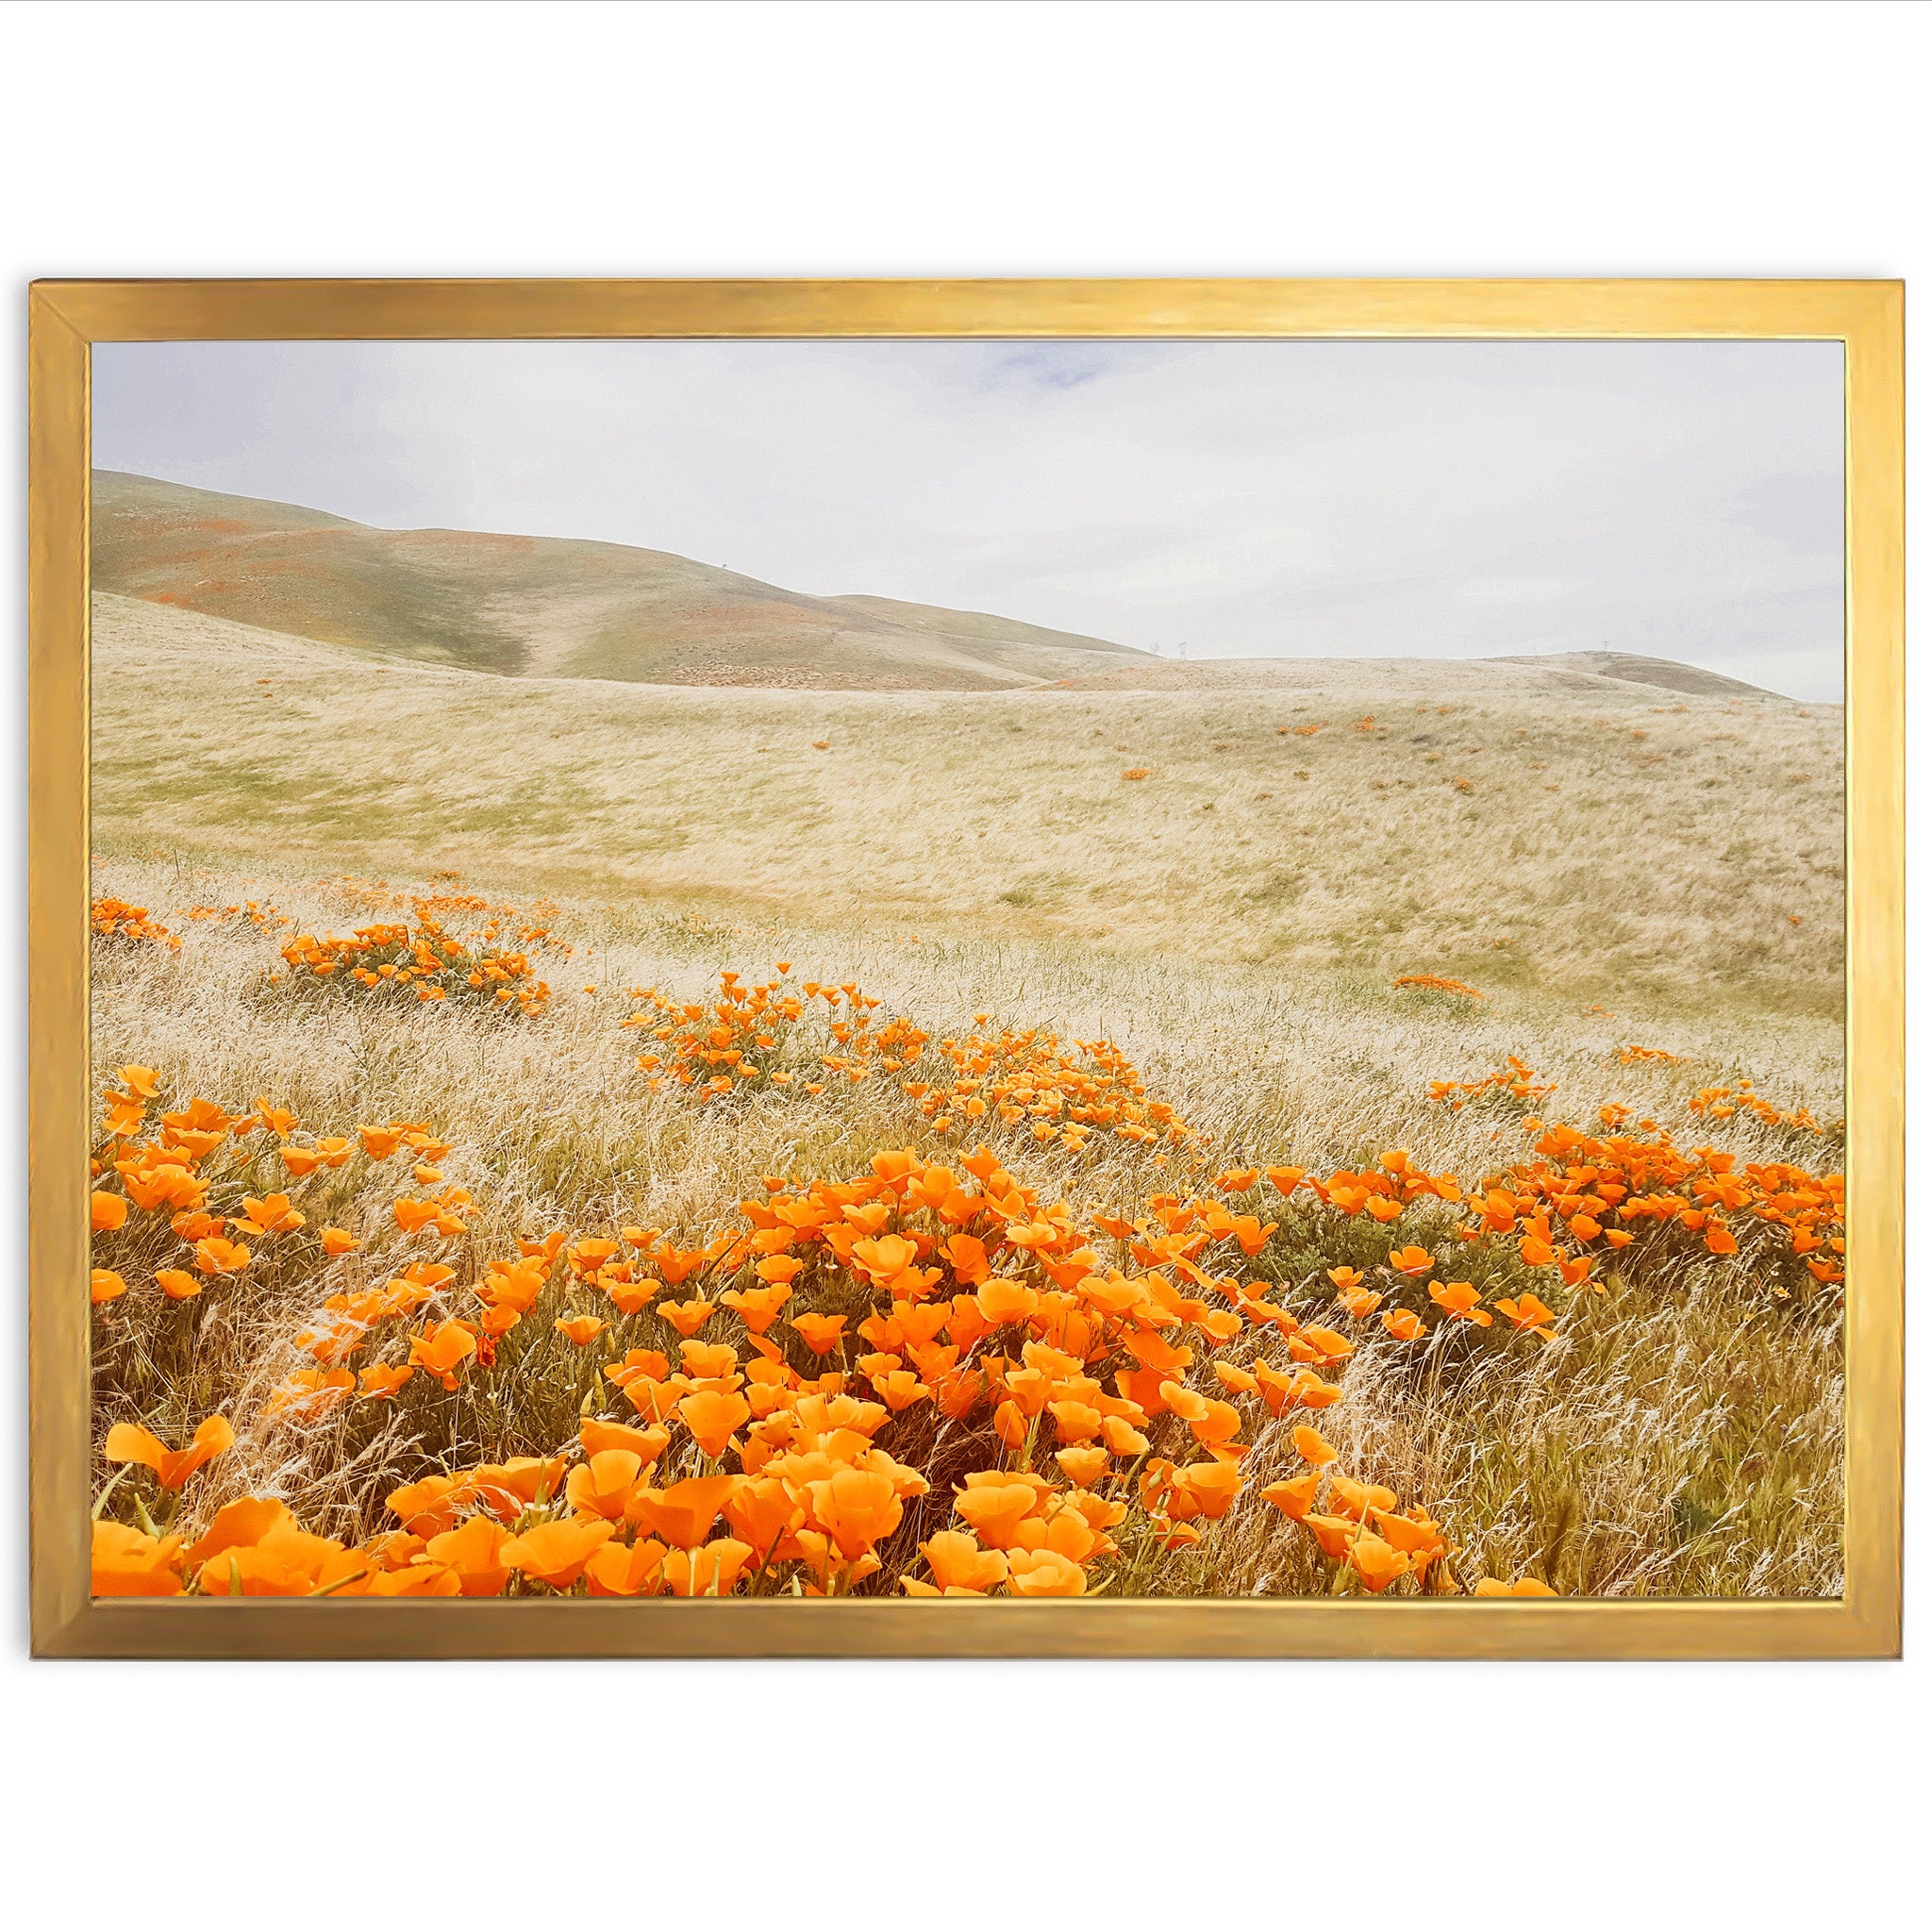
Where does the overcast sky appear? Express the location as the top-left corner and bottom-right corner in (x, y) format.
(94, 337), (1845, 700)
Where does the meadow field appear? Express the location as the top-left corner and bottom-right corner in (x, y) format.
(87, 592), (1847, 1602)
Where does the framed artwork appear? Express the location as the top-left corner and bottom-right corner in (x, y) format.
(28, 278), (1902, 1657)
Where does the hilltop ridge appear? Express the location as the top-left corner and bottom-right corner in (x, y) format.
(91, 470), (1147, 691)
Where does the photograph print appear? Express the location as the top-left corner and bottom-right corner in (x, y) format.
(83, 334), (1846, 1607)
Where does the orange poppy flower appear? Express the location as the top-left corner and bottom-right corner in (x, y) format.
(91, 1191), (128, 1233)
(679, 1339), (739, 1381)
(581, 1417), (670, 1463)
(678, 1388), (752, 1459)
(1301, 1511), (1365, 1563)
(949, 1478), (1038, 1550)
(658, 1296), (717, 1338)
(1387, 1245), (1434, 1276)
(720, 1281), (791, 1333)
(602, 1276), (661, 1316)
(500, 1517), (616, 1589)
(193, 1236), (252, 1275)
(565, 1448), (650, 1522)
(1474, 1575), (1560, 1597)
(471, 1457), (568, 1519)
(1259, 1471), (1323, 1521)
(423, 1514), (512, 1596)
(1381, 1308), (1424, 1342)
(629, 1473), (742, 1549)
(1493, 1292), (1557, 1335)
(319, 1226), (360, 1257)
(198, 1524), (360, 1598)
(584, 1538), (671, 1597)
(91, 1521), (186, 1596)
(805, 1467), (905, 1558)
(1006, 1548), (1087, 1596)
(1327, 1474), (1399, 1523)
(358, 1363), (414, 1400)
(791, 1312), (848, 1356)
(408, 1318), (478, 1390)
(231, 1192), (306, 1236)
(1055, 1444), (1110, 1486)
(91, 1269), (127, 1306)
(1345, 1530), (1410, 1593)
(975, 1278), (1039, 1324)
(555, 1314), (608, 1347)
(1291, 1424), (1339, 1467)
(1427, 1280), (1491, 1326)
(1371, 1507), (1449, 1575)
(919, 1528), (1009, 1594)
(104, 1413), (236, 1490)
(663, 1537), (756, 1597)
(1170, 1459), (1244, 1520)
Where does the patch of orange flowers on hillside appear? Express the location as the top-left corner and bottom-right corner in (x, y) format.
(276, 906), (552, 1015)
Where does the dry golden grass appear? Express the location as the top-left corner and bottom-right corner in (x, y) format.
(92, 593), (1844, 1014)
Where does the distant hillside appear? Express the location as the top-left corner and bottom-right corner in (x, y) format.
(91, 470), (1148, 691)
(1044, 652), (1788, 702)
(1485, 651), (1779, 699)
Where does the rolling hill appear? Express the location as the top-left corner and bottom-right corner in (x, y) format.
(90, 470), (1148, 691)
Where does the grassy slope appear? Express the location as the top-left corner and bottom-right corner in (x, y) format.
(92, 591), (1846, 1019)
(92, 471), (1146, 690)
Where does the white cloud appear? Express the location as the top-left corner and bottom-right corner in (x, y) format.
(92, 336), (1846, 699)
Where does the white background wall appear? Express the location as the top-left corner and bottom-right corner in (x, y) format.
(1, 5), (1920, 1924)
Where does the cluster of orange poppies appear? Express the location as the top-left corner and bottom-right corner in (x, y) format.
(1427, 1055), (1556, 1112)
(1688, 1079), (1839, 1138)
(88, 1000), (1840, 1601)
(178, 899), (289, 930)
(275, 908), (552, 1015)
(91, 895), (182, 952)
(906, 1023), (1198, 1157)
(91, 1101), (1564, 1600)
(1392, 973), (1485, 999)
(620, 972), (1195, 1161)
(623, 968), (922, 1102)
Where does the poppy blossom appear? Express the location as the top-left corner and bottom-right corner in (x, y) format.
(91, 1269), (127, 1306)
(424, 1515), (513, 1596)
(1260, 1471), (1322, 1522)
(501, 1518), (616, 1589)
(584, 1538), (670, 1597)
(1493, 1292), (1557, 1335)
(555, 1314), (608, 1346)
(408, 1319), (478, 1390)
(1427, 1280), (1491, 1326)
(565, 1449), (649, 1522)
(1474, 1575), (1560, 1597)
(662, 1538), (756, 1597)
(104, 1413), (236, 1490)
(678, 1389), (752, 1459)
(975, 1278), (1039, 1324)
(91, 1191), (128, 1233)
(1291, 1424), (1339, 1467)
(1006, 1548), (1087, 1596)
(629, 1473), (742, 1549)
(791, 1312), (848, 1356)
(1387, 1245), (1435, 1276)
(91, 1521), (186, 1596)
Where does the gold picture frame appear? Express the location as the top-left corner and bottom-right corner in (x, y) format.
(30, 277), (1904, 1658)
